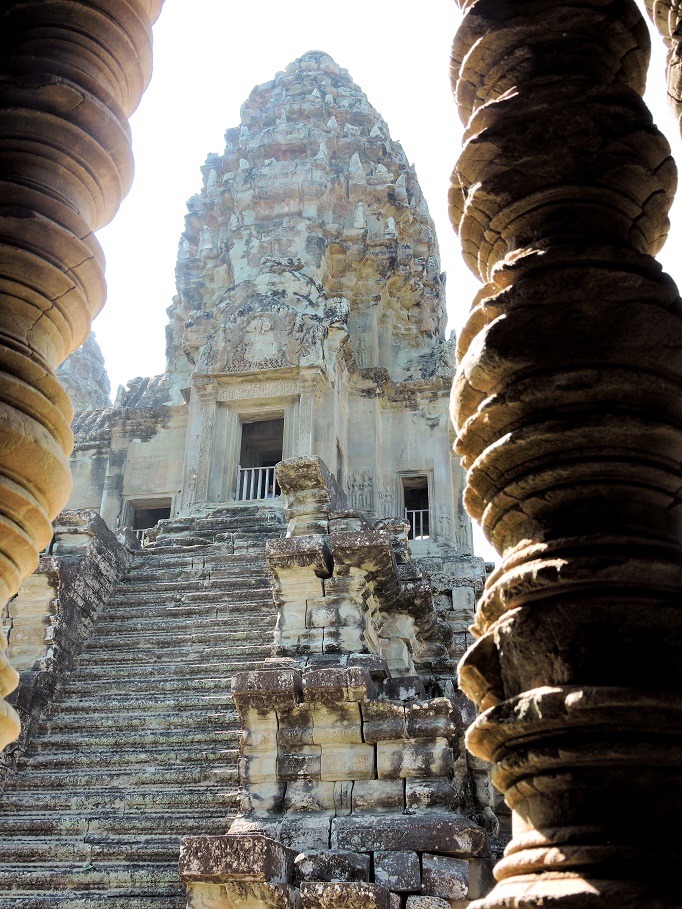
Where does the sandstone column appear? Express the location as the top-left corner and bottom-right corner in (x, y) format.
(450, 2), (682, 906)
(0, 0), (163, 748)
(646, 1), (682, 128)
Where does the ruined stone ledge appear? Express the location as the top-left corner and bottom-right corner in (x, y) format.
(179, 834), (294, 885)
(300, 880), (390, 909)
(331, 814), (488, 857)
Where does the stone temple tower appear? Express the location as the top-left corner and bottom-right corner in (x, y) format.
(0, 52), (497, 908)
(166, 49), (466, 554)
(71, 49), (472, 565)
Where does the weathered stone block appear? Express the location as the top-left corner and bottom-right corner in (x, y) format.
(292, 628), (325, 653)
(405, 897), (450, 909)
(331, 814), (488, 856)
(267, 535), (333, 575)
(178, 834), (294, 884)
(376, 737), (454, 779)
(347, 653), (390, 684)
(361, 700), (406, 743)
(239, 752), (277, 785)
(472, 770), (494, 808)
(222, 882), (300, 909)
(346, 666), (375, 701)
(302, 668), (346, 703)
(294, 849), (370, 883)
(374, 851), (421, 892)
(240, 782), (286, 816)
(302, 666), (373, 704)
(284, 781), (335, 813)
(382, 676), (425, 701)
(320, 743), (375, 781)
(306, 598), (363, 628)
(300, 881), (389, 909)
(277, 704), (314, 747)
(277, 746), (321, 781)
(311, 702), (362, 745)
(405, 777), (459, 811)
(405, 699), (459, 741)
(333, 781), (353, 815)
(241, 710), (279, 752)
(279, 814), (333, 851)
(351, 779), (404, 813)
(322, 625), (367, 654)
(233, 670), (302, 713)
(422, 854), (469, 901)
(451, 587), (475, 612)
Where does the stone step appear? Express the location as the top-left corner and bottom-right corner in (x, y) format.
(17, 736), (239, 773)
(40, 707), (237, 734)
(60, 673), (236, 697)
(0, 811), (233, 838)
(0, 786), (236, 814)
(0, 835), (185, 864)
(102, 591), (274, 611)
(0, 863), (182, 893)
(91, 601), (275, 640)
(112, 566), (268, 600)
(70, 656), (278, 686)
(29, 726), (238, 752)
(0, 894), (184, 909)
(76, 645), (272, 666)
(4, 761), (238, 791)
(83, 625), (270, 647)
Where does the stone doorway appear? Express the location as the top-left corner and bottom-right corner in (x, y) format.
(236, 417), (284, 500)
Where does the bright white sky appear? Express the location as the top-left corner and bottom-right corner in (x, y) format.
(93, 0), (682, 562)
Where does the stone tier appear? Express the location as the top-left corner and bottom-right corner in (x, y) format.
(0, 507), (286, 907)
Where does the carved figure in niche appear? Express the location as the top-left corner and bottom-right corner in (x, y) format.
(378, 482), (393, 518)
(347, 472), (360, 508)
(356, 470), (374, 511)
(454, 514), (469, 551)
(437, 505), (452, 541)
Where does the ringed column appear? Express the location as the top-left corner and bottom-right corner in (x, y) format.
(645, 1), (682, 129)
(450, 2), (682, 907)
(0, 0), (164, 748)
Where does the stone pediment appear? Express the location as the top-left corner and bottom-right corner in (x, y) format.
(183, 260), (349, 375)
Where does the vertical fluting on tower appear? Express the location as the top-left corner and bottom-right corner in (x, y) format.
(0, 0), (163, 748)
(450, 2), (682, 906)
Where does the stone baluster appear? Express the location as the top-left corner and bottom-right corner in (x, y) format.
(645, 1), (682, 128)
(450, 2), (682, 906)
(0, 0), (164, 748)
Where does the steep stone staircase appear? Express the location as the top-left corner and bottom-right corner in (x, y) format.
(0, 505), (286, 908)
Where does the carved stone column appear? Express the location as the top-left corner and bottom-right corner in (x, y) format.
(645, 1), (682, 127)
(450, 2), (682, 906)
(0, 0), (163, 748)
